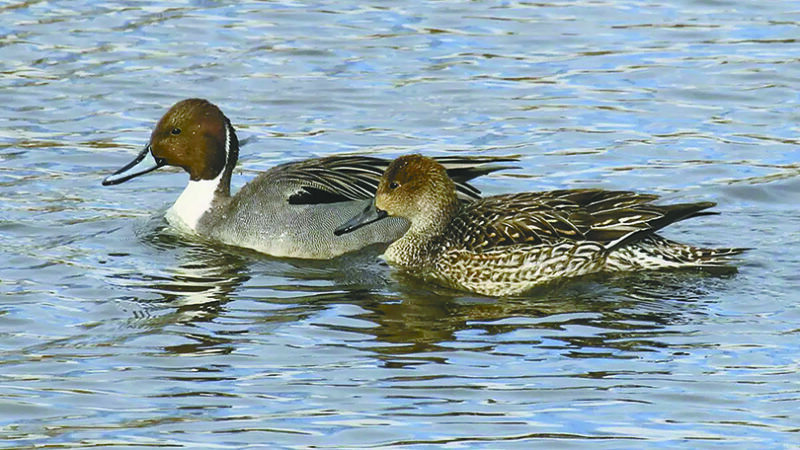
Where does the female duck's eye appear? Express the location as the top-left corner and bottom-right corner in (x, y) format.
(171, 127), (181, 135)
(389, 181), (400, 190)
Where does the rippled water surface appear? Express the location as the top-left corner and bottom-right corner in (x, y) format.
(2, 0), (799, 448)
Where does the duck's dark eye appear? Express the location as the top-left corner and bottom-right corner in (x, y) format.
(171, 127), (181, 135)
(389, 181), (400, 190)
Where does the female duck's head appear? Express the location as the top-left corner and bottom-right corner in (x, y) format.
(334, 154), (458, 236)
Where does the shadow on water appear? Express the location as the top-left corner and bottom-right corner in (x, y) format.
(111, 216), (741, 364)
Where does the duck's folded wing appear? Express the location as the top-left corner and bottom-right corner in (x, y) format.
(281, 155), (518, 205)
(454, 189), (717, 250)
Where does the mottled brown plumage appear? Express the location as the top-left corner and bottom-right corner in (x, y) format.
(449, 189), (717, 251)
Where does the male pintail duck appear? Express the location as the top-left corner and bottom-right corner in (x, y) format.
(335, 154), (745, 296)
(102, 99), (516, 259)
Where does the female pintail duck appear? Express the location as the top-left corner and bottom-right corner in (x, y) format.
(335, 154), (744, 297)
(102, 99), (516, 259)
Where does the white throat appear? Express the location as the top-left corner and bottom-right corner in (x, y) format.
(166, 176), (223, 232)
(165, 124), (231, 232)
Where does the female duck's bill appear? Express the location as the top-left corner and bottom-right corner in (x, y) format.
(334, 203), (388, 236)
(102, 145), (166, 186)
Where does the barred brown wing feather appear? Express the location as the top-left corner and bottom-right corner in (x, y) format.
(539, 189), (661, 211)
(448, 189), (717, 252)
(453, 193), (591, 249)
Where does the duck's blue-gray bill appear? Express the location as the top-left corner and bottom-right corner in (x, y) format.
(102, 145), (165, 186)
(334, 203), (388, 236)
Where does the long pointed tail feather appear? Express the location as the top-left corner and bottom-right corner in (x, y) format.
(606, 235), (747, 272)
(604, 201), (719, 252)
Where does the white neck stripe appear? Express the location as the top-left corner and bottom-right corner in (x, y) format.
(222, 122), (231, 174)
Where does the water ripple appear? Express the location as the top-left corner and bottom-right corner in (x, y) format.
(1, 0), (799, 447)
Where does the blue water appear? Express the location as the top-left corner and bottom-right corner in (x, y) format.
(1, 0), (799, 448)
